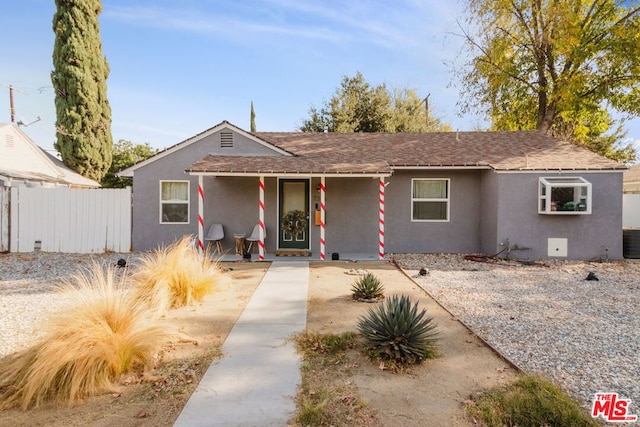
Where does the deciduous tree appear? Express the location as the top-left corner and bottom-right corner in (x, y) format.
(100, 140), (157, 188)
(457, 0), (640, 162)
(52, 0), (113, 181)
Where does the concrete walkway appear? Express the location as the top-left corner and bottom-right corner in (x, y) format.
(173, 261), (309, 427)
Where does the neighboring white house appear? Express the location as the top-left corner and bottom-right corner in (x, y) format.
(623, 164), (640, 228)
(0, 123), (101, 252)
(0, 123), (99, 188)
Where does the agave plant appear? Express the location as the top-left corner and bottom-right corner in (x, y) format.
(357, 294), (439, 365)
(351, 272), (385, 301)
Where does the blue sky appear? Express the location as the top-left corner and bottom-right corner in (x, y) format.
(1, 0), (638, 155)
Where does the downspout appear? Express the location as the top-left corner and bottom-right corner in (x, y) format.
(258, 176), (265, 261)
(320, 176), (326, 260)
(197, 175), (204, 259)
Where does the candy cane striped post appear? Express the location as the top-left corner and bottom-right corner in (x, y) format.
(197, 175), (205, 258)
(378, 177), (385, 260)
(258, 176), (265, 260)
(320, 177), (326, 260)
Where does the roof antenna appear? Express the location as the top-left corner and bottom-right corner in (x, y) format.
(17, 116), (41, 127)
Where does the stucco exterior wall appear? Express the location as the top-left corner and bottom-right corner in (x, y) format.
(384, 170), (482, 254)
(321, 177), (379, 254)
(479, 170), (500, 255)
(131, 130), (282, 251)
(494, 171), (624, 260)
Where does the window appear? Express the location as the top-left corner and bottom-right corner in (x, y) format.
(160, 181), (189, 223)
(539, 177), (591, 215)
(412, 179), (449, 221)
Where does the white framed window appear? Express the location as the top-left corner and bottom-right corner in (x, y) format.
(160, 180), (190, 223)
(412, 178), (450, 221)
(538, 177), (592, 215)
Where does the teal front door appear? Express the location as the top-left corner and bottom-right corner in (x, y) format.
(279, 179), (310, 250)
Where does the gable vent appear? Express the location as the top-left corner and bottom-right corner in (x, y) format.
(5, 134), (14, 148)
(220, 132), (233, 148)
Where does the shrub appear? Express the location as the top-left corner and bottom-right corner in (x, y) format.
(131, 236), (223, 316)
(467, 375), (599, 426)
(0, 264), (166, 410)
(357, 294), (439, 365)
(351, 272), (385, 301)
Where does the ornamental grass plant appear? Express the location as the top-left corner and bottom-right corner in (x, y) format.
(0, 264), (166, 411)
(131, 236), (223, 316)
(466, 375), (599, 426)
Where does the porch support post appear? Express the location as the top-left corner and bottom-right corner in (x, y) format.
(197, 175), (204, 258)
(258, 176), (265, 261)
(378, 177), (385, 260)
(320, 176), (326, 260)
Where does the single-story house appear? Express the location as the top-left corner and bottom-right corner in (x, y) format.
(623, 164), (640, 229)
(623, 164), (640, 194)
(1, 123), (100, 252)
(0, 123), (100, 189)
(119, 120), (626, 260)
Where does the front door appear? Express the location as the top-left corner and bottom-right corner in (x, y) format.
(279, 179), (310, 250)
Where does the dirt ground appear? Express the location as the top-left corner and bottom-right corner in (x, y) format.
(307, 262), (518, 427)
(0, 260), (518, 426)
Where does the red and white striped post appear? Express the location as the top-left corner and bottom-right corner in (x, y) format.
(378, 177), (385, 260)
(258, 176), (265, 260)
(320, 177), (326, 260)
(197, 175), (205, 258)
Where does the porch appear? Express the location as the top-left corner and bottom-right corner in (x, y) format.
(191, 173), (391, 262)
(210, 251), (384, 262)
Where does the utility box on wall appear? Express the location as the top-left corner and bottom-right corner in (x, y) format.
(548, 238), (568, 257)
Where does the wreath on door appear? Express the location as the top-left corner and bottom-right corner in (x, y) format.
(281, 210), (307, 236)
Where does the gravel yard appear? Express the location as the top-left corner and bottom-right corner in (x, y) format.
(0, 252), (138, 358)
(1, 251), (639, 414)
(392, 253), (640, 411)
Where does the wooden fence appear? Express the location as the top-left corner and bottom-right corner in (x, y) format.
(9, 186), (131, 253)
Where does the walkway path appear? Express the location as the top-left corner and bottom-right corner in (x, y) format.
(173, 261), (309, 427)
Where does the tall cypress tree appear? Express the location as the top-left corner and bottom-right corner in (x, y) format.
(250, 101), (256, 132)
(51, 0), (113, 182)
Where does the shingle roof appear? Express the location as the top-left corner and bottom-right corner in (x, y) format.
(187, 129), (624, 174)
(624, 164), (640, 182)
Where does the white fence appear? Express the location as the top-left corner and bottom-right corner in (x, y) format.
(623, 194), (640, 228)
(9, 186), (131, 253)
(0, 187), (8, 252)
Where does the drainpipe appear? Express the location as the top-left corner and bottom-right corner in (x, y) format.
(320, 176), (326, 260)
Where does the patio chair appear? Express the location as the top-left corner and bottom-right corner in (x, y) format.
(246, 224), (265, 253)
(205, 223), (224, 254)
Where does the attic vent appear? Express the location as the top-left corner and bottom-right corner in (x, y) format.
(5, 134), (14, 148)
(220, 132), (233, 148)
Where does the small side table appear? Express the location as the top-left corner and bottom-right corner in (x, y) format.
(234, 233), (246, 255)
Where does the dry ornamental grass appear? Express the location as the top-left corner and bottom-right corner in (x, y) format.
(0, 235), (223, 412)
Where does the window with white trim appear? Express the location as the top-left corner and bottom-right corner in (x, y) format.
(160, 181), (189, 223)
(538, 177), (592, 214)
(412, 178), (449, 221)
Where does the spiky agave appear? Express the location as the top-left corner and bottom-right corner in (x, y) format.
(357, 294), (439, 365)
(351, 272), (385, 301)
